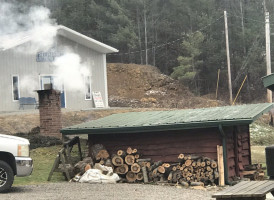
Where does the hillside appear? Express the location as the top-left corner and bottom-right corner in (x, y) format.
(107, 63), (225, 109)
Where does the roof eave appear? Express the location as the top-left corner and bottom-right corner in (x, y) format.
(57, 25), (119, 54)
(61, 119), (253, 135)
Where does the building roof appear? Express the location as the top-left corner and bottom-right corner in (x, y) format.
(0, 25), (118, 54)
(61, 103), (273, 135)
(262, 73), (274, 91)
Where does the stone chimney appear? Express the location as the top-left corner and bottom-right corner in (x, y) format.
(37, 86), (62, 138)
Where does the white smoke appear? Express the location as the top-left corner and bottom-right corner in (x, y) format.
(0, 1), (57, 52)
(53, 53), (91, 92)
(1, 1), (93, 93)
(20, 75), (39, 95)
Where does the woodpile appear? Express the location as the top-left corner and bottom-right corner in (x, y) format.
(75, 144), (220, 186)
(146, 154), (219, 186)
(112, 147), (144, 183)
(242, 164), (265, 181)
(110, 146), (219, 186)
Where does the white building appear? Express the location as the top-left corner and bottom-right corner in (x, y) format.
(0, 25), (118, 111)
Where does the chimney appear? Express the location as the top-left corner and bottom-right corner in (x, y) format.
(37, 85), (62, 138)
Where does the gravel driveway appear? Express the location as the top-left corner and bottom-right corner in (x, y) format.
(2, 182), (220, 200)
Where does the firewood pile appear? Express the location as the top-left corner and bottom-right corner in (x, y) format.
(242, 164), (265, 181)
(146, 153), (219, 187)
(73, 144), (220, 186)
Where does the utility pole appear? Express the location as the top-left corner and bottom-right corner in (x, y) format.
(224, 11), (233, 105)
(265, 12), (272, 103)
(144, 1), (148, 65)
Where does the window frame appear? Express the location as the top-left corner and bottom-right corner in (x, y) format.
(84, 76), (92, 100)
(12, 75), (20, 101)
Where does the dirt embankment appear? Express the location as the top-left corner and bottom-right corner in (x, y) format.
(107, 63), (225, 109)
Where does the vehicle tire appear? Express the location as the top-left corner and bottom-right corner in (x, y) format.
(0, 160), (14, 193)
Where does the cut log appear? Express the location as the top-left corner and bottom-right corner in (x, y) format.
(190, 155), (202, 160)
(114, 164), (129, 175)
(84, 164), (91, 172)
(135, 154), (140, 159)
(179, 178), (189, 187)
(157, 166), (165, 174)
(206, 166), (212, 171)
(112, 155), (124, 166)
(185, 159), (192, 167)
(167, 171), (173, 182)
(132, 148), (138, 154)
(104, 158), (113, 168)
(211, 161), (217, 169)
(136, 158), (152, 163)
(125, 155), (135, 165)
(131, 163), (141, 173)
(150, 161), (163, 171)
(172, 166), (177, 171)
(99, 159), (105, 165)
(178, 154), (184, 162)
(126, 147), (133, 155)
(141, 166), (149, 183)
(172, 170), (182, 183)
(136, 172), (144, 181)
(117, 150), (126, 158)
(162, 163), (171, 168)
(152, 168), (159, 178)
(190, 182), (204, 187)
(126, 171), (137, 182)
(90, 144), (109, 161)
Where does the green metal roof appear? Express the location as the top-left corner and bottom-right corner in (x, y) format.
(262, 74), (274, 91)
(61, 103), (273, 135)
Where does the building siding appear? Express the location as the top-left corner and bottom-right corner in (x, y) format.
(0, 35), (108, 111)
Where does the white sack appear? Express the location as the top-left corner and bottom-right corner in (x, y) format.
(79, 169), (120, 184)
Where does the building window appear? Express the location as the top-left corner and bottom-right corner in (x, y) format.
(12, 76), (20, 101)
(85, 76), (91, 100)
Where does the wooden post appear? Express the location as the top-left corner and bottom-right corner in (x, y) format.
(217, 145), (225, 186)
(224, 11), (233, 105)
(216, 69), (220, 99)
(265, 12), (272, 103)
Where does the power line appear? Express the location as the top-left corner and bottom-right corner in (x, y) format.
(108, 15), (224, 56)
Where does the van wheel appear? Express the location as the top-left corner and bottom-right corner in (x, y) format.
(0, 161), (14, 193)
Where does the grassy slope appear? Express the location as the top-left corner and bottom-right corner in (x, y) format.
(14, 145), (65, 185)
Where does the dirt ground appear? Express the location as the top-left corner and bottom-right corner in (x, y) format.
(107, 63), (226, 109)
(2, 182), (221, 200)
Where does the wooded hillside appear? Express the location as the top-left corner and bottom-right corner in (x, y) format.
(20, 0), (274, 102)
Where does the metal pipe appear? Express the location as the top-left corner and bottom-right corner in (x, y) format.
(218, 124), (232, 185)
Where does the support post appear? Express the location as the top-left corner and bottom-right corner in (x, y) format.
(265, 12), (272, 103)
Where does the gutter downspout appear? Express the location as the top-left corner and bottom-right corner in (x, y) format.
(218, 124), (232, 185)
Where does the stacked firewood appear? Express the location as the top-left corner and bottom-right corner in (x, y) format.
(242, 164), (265, 181)
(145, 154), (219, 186)
(84, 144), (219, 186)
(112, 147), (144, 182)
